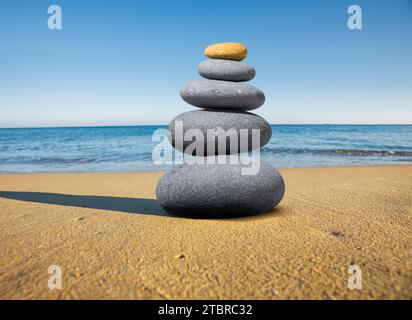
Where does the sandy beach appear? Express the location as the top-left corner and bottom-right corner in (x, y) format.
(0, 165), (411, 299)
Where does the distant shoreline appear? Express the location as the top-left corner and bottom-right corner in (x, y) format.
(1, 163), (412, 175)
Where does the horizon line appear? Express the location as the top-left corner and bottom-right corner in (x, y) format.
(1, 123), (411, 129)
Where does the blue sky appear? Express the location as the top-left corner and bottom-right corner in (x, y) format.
(0, 0), (411, 127)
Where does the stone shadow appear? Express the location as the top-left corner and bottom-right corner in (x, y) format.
(0, 191), (282, 219)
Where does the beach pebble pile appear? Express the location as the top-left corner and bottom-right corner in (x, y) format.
(157, 42), (285, 217)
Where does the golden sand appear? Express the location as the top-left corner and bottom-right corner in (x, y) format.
(204, 42), (248, 61)
(0, 165), (411, 299)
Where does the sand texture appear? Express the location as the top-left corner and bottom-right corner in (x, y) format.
(0, 165), (411, 299)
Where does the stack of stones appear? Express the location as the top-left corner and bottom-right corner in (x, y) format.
(156, 42), (285, 217)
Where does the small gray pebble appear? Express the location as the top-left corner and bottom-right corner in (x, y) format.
(198, 59), (256, 82)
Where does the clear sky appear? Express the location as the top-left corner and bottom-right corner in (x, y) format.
(0, 0), (411, 127)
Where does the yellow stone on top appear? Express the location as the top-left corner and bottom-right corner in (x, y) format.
(204, 42), (248, 61)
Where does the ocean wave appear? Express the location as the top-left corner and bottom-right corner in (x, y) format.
(261, 148), (412, 156)
(0, 152), (156, 165)
(0, 157), (98, 164)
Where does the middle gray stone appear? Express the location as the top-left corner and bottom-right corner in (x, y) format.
(169, 109), (272, 156)
(180, 79), (265, 111)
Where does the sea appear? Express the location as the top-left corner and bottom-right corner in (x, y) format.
(0, 125), (411, 173)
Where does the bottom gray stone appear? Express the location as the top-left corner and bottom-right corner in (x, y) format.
(156, 158), (285, 217)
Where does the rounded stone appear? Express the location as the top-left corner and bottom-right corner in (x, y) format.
(204, 42), (248, 61)
(169, 110), (272, 156)
(156, 158), (285, 217)
(198, 59), (255, 82)
(180, 79), (265, 111)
